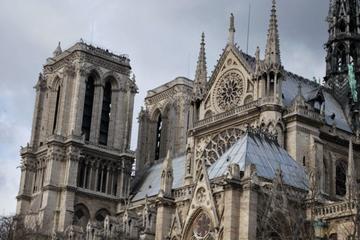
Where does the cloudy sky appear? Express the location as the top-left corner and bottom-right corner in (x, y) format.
(0, 0), (329, 214)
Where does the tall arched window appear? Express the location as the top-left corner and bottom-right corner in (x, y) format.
(336, 160), (347, 196)
(99, 81), (112, 145)
(155, 114), (162, 160)
(82, 76), (95, 141)
(53, 85), (61, 133)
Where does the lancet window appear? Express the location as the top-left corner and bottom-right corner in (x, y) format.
(99, 81), (112, 145)
(81, 76), (95, 141)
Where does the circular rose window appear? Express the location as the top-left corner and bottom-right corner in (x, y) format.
(215, 70), (243, 111)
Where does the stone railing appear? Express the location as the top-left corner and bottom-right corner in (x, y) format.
(314, 201), (356, 219)
(286, 105), (324, 121)
(173, 185), (194, 199)
(194, 100), (260, 128)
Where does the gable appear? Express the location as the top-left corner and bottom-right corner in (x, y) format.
(202, 45), (255, 116)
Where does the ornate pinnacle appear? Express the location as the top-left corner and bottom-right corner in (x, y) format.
(264, 0), (281, 67)
(193, 32), (208, 102)
(228, 13), (236, 45)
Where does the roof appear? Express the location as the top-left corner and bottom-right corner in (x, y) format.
(282, 71), (351, 132)
(146, 77), (193, 98)
(240, 52), (351, 132)
(132, 155), (186, 201)
(208, 132), (308, 190)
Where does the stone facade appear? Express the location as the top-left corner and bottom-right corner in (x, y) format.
(15, 0), (360, 240)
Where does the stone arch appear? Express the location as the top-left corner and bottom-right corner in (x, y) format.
(204, 110), (213, 119)
(102, 72), (120, 89)
(275, 122), (285, 147)
(51, 75), (62, 89)
(334, 43), (347, 72)
(182, 208), (215, 240)
(87, 69), (101, 85)
(95, 208), (111, 223)
(243, 94), (254, 104)
(73, 204), (90, 230)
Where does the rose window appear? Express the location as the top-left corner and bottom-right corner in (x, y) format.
(215, 71), (243, 111)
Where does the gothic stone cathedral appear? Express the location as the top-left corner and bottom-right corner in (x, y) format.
(15, 0), (360, 239)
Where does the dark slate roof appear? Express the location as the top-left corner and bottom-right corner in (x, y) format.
(282, 71), (351, 132)
(132, 155), (186, 201)
(208, 132), (309, 190)
(239, 52), (351, 132)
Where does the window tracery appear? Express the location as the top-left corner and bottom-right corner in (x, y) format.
(200, 128), (244, 167)
(215, 70), (244, 111)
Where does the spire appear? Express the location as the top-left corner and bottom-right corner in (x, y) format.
(159, 149), (173, 197)
(346, 138), (356, 199)
(264, 0), (281, 67)
(53, 42), (62, 57)
(193, 32), (207, 102)
(228, 13), (236, 45)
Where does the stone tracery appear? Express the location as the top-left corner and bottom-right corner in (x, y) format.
(215, 70), (244, 111)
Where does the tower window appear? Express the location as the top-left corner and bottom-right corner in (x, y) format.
(336, 160), (347, 196)
(155, 114), (162, 160)
(53, 85), (61, 133)
(336, 44), (347, 72)
(81, 77), (95, 141)
(99, 81), (112, 145)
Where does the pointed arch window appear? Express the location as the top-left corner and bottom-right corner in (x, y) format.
(82, 76), (95, 141)
(336, 160), (347, 196)
(53, 85), (61, 133)
(99, 81), (112, 145)
(155, 114), (163, 160)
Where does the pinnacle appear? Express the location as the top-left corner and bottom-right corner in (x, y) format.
(228, 13), (236, 45)
(264, 0), (281, 66)
(193, 32), (208, 101)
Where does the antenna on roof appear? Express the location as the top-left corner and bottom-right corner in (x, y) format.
(246, 2), (252, 54)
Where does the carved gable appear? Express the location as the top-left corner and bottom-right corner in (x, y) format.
(202, 45), (255, 116)
(182, 163), (219, 239)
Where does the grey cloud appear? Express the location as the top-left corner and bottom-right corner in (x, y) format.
(0, 0), (330, 214)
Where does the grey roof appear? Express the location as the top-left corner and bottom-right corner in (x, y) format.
(282, 71), (351, 132)
(240, 52), (351, 132)
(132, 155), (186, 201)
(208, 132), (309, 190)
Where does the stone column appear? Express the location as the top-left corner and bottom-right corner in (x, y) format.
(155, 198), (174, 240)
(223, 183), (240, 239)
(238, 181), (258, 240)
(90, 83), (104, 143)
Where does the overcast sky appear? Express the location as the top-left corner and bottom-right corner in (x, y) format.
(0, 0), (329, 214)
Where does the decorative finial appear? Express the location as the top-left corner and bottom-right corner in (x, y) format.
(228, 13), (236, 45)
(193, 32), (208, 102)
(132, 73), (136, 82)
(53, 41), (62, 57)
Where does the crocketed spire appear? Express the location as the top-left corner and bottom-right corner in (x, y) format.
(193, 32), (207, 102)
(264, 0), (281, 67)
(228, 13), (235, 45)
(53, 42), (62, 57)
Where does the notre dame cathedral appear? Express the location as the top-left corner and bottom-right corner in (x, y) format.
(15, 0), (360, 239)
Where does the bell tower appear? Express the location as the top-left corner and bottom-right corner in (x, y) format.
(324, 0), (360, 131)
(16, 41), (137, 236)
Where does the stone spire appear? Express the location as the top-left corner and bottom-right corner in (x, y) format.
(346, 138), (356, 198)
(264, 0), (281, 67)
(53, 42), (62, 57)
(193, 32), (207, 102)
(228, 13), (236, 45)
(159, 149), (173, 197)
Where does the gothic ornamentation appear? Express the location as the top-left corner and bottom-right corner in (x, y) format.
(215, 70), (244, 111)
